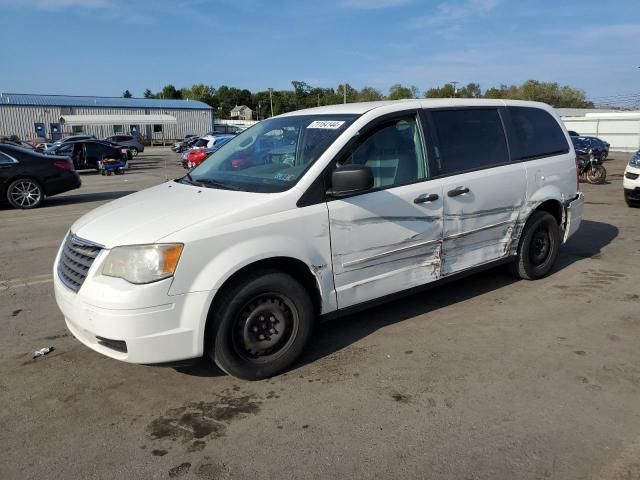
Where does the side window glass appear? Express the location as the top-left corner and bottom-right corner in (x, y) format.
(341, 116), (427, 188)
(508, 107), (569, 160)
(430, 109), (509, 176)
(0, 152), (18, 165)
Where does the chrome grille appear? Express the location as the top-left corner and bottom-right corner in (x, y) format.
(57, 234), (102, 292)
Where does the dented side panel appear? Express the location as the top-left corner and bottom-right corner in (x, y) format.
(440, 162), (527, 276)
(328, 182), (444, 309)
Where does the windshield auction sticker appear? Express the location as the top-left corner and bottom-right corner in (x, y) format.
(307, 120), (345, 129)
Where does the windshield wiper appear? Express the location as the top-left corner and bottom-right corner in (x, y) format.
(196, 178), (242, 191)
(181, 172), (197, 185)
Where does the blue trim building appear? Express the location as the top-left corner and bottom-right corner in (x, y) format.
(0, 93), (215, 142)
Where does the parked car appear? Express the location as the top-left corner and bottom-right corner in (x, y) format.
(0, 144), (80, 209)
(54, 99), (583, 380)
(180, 135), (233, 162)
(568, 130), (579, 137)
(172, 136), (200, 153)
(36, 143), (53, 152)
(47, 140), (129, 170)
(103, 135), (145, 156)
(574, 136), (610, 159)
(52, 135), (96, 147)
(624, 150), (640, 207)
(182, 136), (233, 169)
(211, 124), (242, 135)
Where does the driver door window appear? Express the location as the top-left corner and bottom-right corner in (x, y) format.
(341, 115), (427, 189)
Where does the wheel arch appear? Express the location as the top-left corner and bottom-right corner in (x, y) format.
(203, 256), (324, 353)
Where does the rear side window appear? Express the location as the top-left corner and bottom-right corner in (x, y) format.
(0, 151), (18, 164)
(429, 108), (509, 176)
(508, 107), (569, 160)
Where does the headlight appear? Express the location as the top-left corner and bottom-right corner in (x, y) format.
(102, 244), (183, 284)
(630, 153), (640, 168)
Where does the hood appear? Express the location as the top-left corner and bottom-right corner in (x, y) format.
(71, 181), (270, 248)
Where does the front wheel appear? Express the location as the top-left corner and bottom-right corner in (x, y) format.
(6, 178), (44, 209)
(586, 165), (607, 184)
(510, 211), (561, 280)
(209, 271), (314, 380)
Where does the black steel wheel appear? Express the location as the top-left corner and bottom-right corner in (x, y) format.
(209, 270), (314, 380)
(231, 293), (299, 363)
(6, 178), (43, 209)
(510, 210), (560, 280)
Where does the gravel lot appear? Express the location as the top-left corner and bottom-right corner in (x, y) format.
(1, 148), (639, 480)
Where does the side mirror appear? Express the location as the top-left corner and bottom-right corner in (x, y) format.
(327, 164), (374, 197)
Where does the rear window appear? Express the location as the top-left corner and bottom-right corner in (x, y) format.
(508, 107), (569, 160)
(429, 108), (510, 176)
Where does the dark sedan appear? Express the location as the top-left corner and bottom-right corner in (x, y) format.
(0, 144), (81, 209)
(47, 140), (129, 170)
(575, 136), (610, 159)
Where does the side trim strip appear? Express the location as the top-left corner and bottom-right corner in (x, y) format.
(443, 219), (512, 241)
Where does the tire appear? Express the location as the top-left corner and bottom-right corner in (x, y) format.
(586, 165), (606, 184)
(510, 211), (561, 280)
(6, 178), (44, 209)
(209, 270), (314, 380)
(130, 147), (138, 157)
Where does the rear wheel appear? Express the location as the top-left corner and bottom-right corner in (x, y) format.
(510, 211), (560, 280)
(130, 147), (138, 157)
(209, 271), (314, 380)
(6, 178), (43, 209)
(586, 165), (607, 184)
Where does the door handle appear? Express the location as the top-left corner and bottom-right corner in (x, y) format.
(447, 186), (470, 197)
(413, 193), (439, 204)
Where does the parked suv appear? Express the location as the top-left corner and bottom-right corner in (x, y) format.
(104, 135), (145, 156)
(54, 99), (583, 380)
(624, 151), (640, 207)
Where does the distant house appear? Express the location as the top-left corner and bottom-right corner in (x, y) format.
(230, 105), (253, 121)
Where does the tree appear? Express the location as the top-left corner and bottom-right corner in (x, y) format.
(122, 90), (133, 98)
(388, 84), (418, 100)
(424, 83), (457, 98)
(357, 86), (384, 102)
(143, 88), (155, 99)
(181, 83), (215, 106)
(160, 84), (182, 99)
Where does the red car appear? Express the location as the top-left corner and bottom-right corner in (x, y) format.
(182, 148), (210, 169)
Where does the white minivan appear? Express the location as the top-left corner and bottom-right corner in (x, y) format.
(54, 99), (584, 380)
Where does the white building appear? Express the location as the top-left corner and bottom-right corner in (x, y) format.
(559, 109), (640, 152)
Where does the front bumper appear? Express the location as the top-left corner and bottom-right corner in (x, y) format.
(623, 165), (640, 191)
(53, 248), (213, 364)
(563, 192), (584, 243)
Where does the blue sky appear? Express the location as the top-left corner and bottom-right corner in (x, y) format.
(0, 0), (638, 103)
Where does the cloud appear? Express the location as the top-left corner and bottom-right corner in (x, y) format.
(412, 0), (498, 27)
(0, 0), (112, 9)
(341, 0), (411, 9)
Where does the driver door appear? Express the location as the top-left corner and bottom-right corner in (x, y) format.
(327, 113), (445, 309)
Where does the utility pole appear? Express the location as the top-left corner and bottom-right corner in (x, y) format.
(268, 88), (274, 117)
(451, 81), (459, 97)
(343, 84), (347, 104)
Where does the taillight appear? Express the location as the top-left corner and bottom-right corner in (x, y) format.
(53, 160), (73, 170)
(188, 149), (208, 162)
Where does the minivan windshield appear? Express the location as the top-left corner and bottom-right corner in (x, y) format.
(184, 114), (358, 193)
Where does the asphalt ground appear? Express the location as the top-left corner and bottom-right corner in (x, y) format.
(1, 148), (639, 480)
